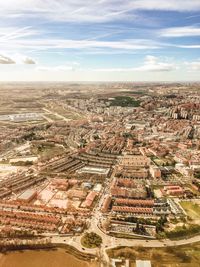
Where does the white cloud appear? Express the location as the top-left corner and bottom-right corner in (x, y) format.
(129, 0), (200, 12)
(0, 26), (38, 41)
(0, 54), (15, 64)
(0, 37), (160, 52)
(185, 60), (200, 71)
(94, 55), (176, 72)
(160, 26), (200, 37)
(0, 1), (136, 23)
(0, 53), (37, 64)
(0, 0), (200, 23)
(176, 45), (200, 49)
(36, 62), (80, 72)
(36, 66), (73, 72)
(23, 57), (36, 64)
(134, 55), (176, 71)
(93, 67), (135, 72)
(13, 53), (37, 64)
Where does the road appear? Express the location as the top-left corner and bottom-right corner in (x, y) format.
(43, 108), (71, 122)
(42, 114), (54, 123)
(50, 216), (200, 265)
(57, 176), (197, 263)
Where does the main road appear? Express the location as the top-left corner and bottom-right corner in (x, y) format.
(51, 217), (200, 256)
(50, 182), (200, 264)
(51, 231), (200, 267)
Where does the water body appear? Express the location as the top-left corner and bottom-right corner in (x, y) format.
(0, 248), (98, 267)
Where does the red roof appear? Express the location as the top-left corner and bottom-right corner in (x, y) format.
(112, 206), (153, 214)
(115, 198), (154, 206)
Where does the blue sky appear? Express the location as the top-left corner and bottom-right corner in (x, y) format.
(0, 0), (200, 81)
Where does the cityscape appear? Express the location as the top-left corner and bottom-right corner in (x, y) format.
(0, 0), (200, 266)
(0, 82), (199, 266)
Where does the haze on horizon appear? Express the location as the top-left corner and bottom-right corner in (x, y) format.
(0, 0), (200, 82)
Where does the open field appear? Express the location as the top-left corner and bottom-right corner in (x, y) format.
(31, 145), (66, 161)
(153, 158), (175, 166)
(180, 201), (200, 220)
(0, 248), (98, 267)
(107, 242), (200, 267)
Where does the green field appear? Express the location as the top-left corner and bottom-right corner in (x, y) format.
(109, 96), (141, 107)
(180, 201), (200, 220)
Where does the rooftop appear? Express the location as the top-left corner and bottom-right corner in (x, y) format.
(18, 189), (37, 201)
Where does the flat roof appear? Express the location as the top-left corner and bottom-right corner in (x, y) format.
(77, 166), (110, 175)
(18, 189), (37, 200)
(136, 260), (151, 267)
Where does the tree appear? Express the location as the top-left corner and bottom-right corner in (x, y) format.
(81, 232), (102, 248)
(135, 222), (140, 233)
(156, 215), (167, 233)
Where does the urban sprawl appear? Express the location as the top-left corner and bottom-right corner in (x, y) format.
(0, 82), (200, 265)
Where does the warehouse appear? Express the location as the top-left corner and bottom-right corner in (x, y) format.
(17, 189), (37, 203)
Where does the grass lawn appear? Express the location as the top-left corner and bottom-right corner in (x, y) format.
(81, 232), (102, 249)
(180, 201), (200, 220)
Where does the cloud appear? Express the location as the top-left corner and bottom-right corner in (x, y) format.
(176, 44), (200, 49)
(0, 0), (200, 23)
(0, 37), (160, 52)
(0, 53), (37, 64)
(185, 60), (200, 71)
(36, 66), (73, 72)
(0, 1), (136, 23)
(0, 54), (15, 64)
(160, 26), (200, 37)
(93, 67), (135, 72)
(36, 62), (80, 72)
(23, 57), (36, 64)
(186, 14), (200, 19)
(134, 55), (176, 71)
(129, 0), (200, 12)
(93, 56), (176, 72)
(0, 26), (38, 41)
(13, 53), (37, 64)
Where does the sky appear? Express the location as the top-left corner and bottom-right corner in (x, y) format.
(0, 0), (200, 82)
